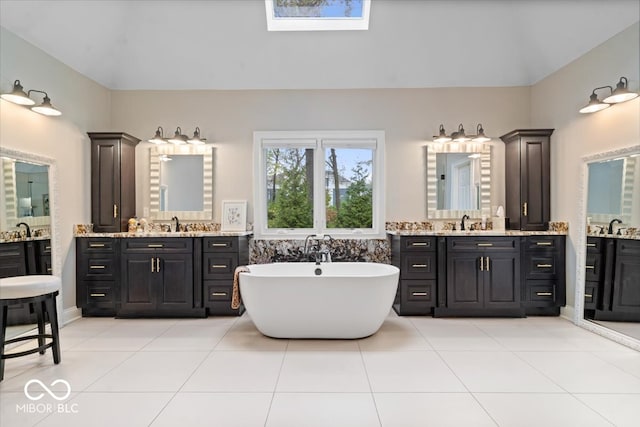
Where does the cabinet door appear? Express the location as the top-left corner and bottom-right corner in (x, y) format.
(91, 138), (121, 232)
(156, 253), (194, 311)
(121, 254), (155, 311)
(611, 254), (640, 314)
(520, 136), (550, 230)
(484, 252), (520, 308)
(447, 253), (483, 309)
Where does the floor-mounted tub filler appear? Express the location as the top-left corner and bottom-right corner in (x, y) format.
(239, 262), (400, 339)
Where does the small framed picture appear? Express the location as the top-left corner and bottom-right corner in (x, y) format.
(221, 200), (247, 232)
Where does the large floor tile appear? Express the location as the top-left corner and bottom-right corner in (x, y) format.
(141, 323), (231, 351)
(362, 351), (466, 392)
(266, 393), (380, 427)
(181, 351), (284, 392)
(0, 391), (58, 427)
(287, 338), (360, 351)
(440, 351), (563, 392)
(86, 351), (207, 392)
(574, 394), (640, 427)
(592, 350), (640, 379)
(70, 320), (177, 351)
(37, 392), (173, 427)
(277, 351), (370, 392)
(0, 351), (133, 392)
(474, 393), (613, 427)
(375, 393), (496, 427)
(358, 317), (432, 351)
(214, 317), (288, 351)
(151, 392), (272, 427)
(517, 351), (640, 393)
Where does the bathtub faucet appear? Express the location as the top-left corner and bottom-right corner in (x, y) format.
(304, 234), (334, 263)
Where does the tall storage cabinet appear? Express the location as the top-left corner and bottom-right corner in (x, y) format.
(88, 132), (140, 232)
(501, 129), (554, 231)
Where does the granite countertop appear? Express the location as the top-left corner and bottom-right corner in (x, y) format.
(75, 231), (253, 238)
(586, 233), (640, 241)
(0, 235), (52, 244)
(387, 230), (568, 236)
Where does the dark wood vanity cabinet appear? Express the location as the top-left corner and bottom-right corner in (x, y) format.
(389, 235), (437, 315)
(501, 129), (554, 231)
(609, 239), (640, 318)
(88, 132), (139, 232)
(119, 238), (205, 317)
(584, 236), (606, 310)
(76, 237), (120, 316)
(203, 236), (249, 316)
(0, 242), (27, 278)
(436, 237), (522, 317)
(521, 235), (566, 315)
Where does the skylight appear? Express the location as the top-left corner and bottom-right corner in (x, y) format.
(265, 0), (371, 31)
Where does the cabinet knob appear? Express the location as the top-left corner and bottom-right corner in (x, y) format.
(411, 242), (428, 247)
(477, 243), (493, 247)
(113, 204), (118, 218)
(584, 293), (593, 298)
(210, 243), (229, 247)
(585, 265), (595, 270)
(211, 292), (228, 296)
(586, 243), (597, 247)
(211, 264), (228, 269)
(147, 244), (164, 248)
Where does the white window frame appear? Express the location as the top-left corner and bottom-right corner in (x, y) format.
(264, 0), (371, 32)
(253, 130), (385, 239)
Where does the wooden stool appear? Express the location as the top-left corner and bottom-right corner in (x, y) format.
(0, 275), (61, 381)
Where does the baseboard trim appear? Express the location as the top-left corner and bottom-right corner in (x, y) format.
(62, 306), (82, 326)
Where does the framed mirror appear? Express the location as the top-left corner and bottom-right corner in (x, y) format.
(426, 142), (491, 219)
(0, 146), (60, 339)
(149, 144), (213, 220)
(575, 144), (640, 351)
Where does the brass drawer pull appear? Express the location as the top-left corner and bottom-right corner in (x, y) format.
(536, 292), (553, 296)
(412, 292), (428, 296)
(45, 246), (51, 250)
(523, 202), (528, 216)
(211, 265), (228, 269)
(147, 244), (164, 248)
(89, 265), (106, 269)
(584, 293), (593, 298)
(212, 292), (228, 296)
(411, 242), (428, 246)
(411, 264), (427, 268)
(89, 243), (105, 248)
(585, 265), (595, 270)
(586, 243), (596, 247)
(113, 204), (118, 218)
(480, 256), (484, 271)
(536, 264), (553, 268)
(90, 293), (106, 297)
(210, 243), (230, 247)
(477, 243), (493, 247)
(536, 242), (552, 246)
(46, 268), (52, 272)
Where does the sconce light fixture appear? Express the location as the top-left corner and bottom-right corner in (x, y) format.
(579, 76), (638, 114)
(432, 123), (491, 143)
(149, 126), (208, 145)
(1, 79), (62, 116)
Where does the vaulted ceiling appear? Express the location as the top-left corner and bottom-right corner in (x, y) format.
(1, 0), (638, 90)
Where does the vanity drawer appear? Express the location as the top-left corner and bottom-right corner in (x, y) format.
(523, 254), (559, 279)
(203, 237), (238, 252)
(122, 238), (192, 253)
(585, 253), (604, 282)
(77, 281), (116, 311)
(78, 256), (117, 280)
(526, 282), (557, 306)
(204, 282), (232, 302)
(399, 236), (436, 252)
(401, 253), (436, 279)
(398, 280), (435, 314)
(584, 282), (598, 309)
(448, 237), (519, 252)
(37, 240), (52, 255)
(203, 253), (238, 280)
(78, 238), (117, 253)
(524, 236), (563, 251)
(586, 237), (604, 253)
(617, 239), (640, 256)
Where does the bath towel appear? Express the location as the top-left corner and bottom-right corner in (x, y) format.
(231, 266), (250, 310)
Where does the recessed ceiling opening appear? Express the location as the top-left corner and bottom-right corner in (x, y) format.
(265, 0), (371, 31)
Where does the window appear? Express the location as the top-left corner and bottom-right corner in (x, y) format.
(254, 131), (384, 238)
(265, 0), (371, 32)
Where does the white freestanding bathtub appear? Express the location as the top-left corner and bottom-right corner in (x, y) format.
(239, 262), (399, 339)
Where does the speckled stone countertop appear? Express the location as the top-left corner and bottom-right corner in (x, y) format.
(75, 231), (253, 238)
(387, 230), (567, 236)
(0, 235), (52, 243)
(586, 233), (640, 241)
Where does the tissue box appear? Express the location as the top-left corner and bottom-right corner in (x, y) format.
(493, 217), (506, 231)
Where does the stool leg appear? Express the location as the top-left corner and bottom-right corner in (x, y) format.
(44, 295), (61, 364)
(35, 301), (46, 355)
(1, 304), (8, 381)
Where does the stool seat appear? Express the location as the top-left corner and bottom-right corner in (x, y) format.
(0, 275), (61, 300)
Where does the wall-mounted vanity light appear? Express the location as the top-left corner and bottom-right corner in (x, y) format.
(148, 126), (208, 145)
(579, 76), (638, 114)
(1, 79), (62, 116)
(432, 123), (491, 143)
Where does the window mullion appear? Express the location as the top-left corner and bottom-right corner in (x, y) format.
(314, 143), (326, 233)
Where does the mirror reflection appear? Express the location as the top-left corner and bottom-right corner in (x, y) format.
(149, 145), (213, 221)
(1, 157), (51, 231)
(426, 142), (491, 219)
(582, 149), (640, 343)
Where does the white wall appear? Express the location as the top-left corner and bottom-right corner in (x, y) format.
(531, 22), (640, 308)
(110, 87), (531, 223)
(0, 27), (112, 311)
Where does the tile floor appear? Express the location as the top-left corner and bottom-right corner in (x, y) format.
(1, 312), (639, 427)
